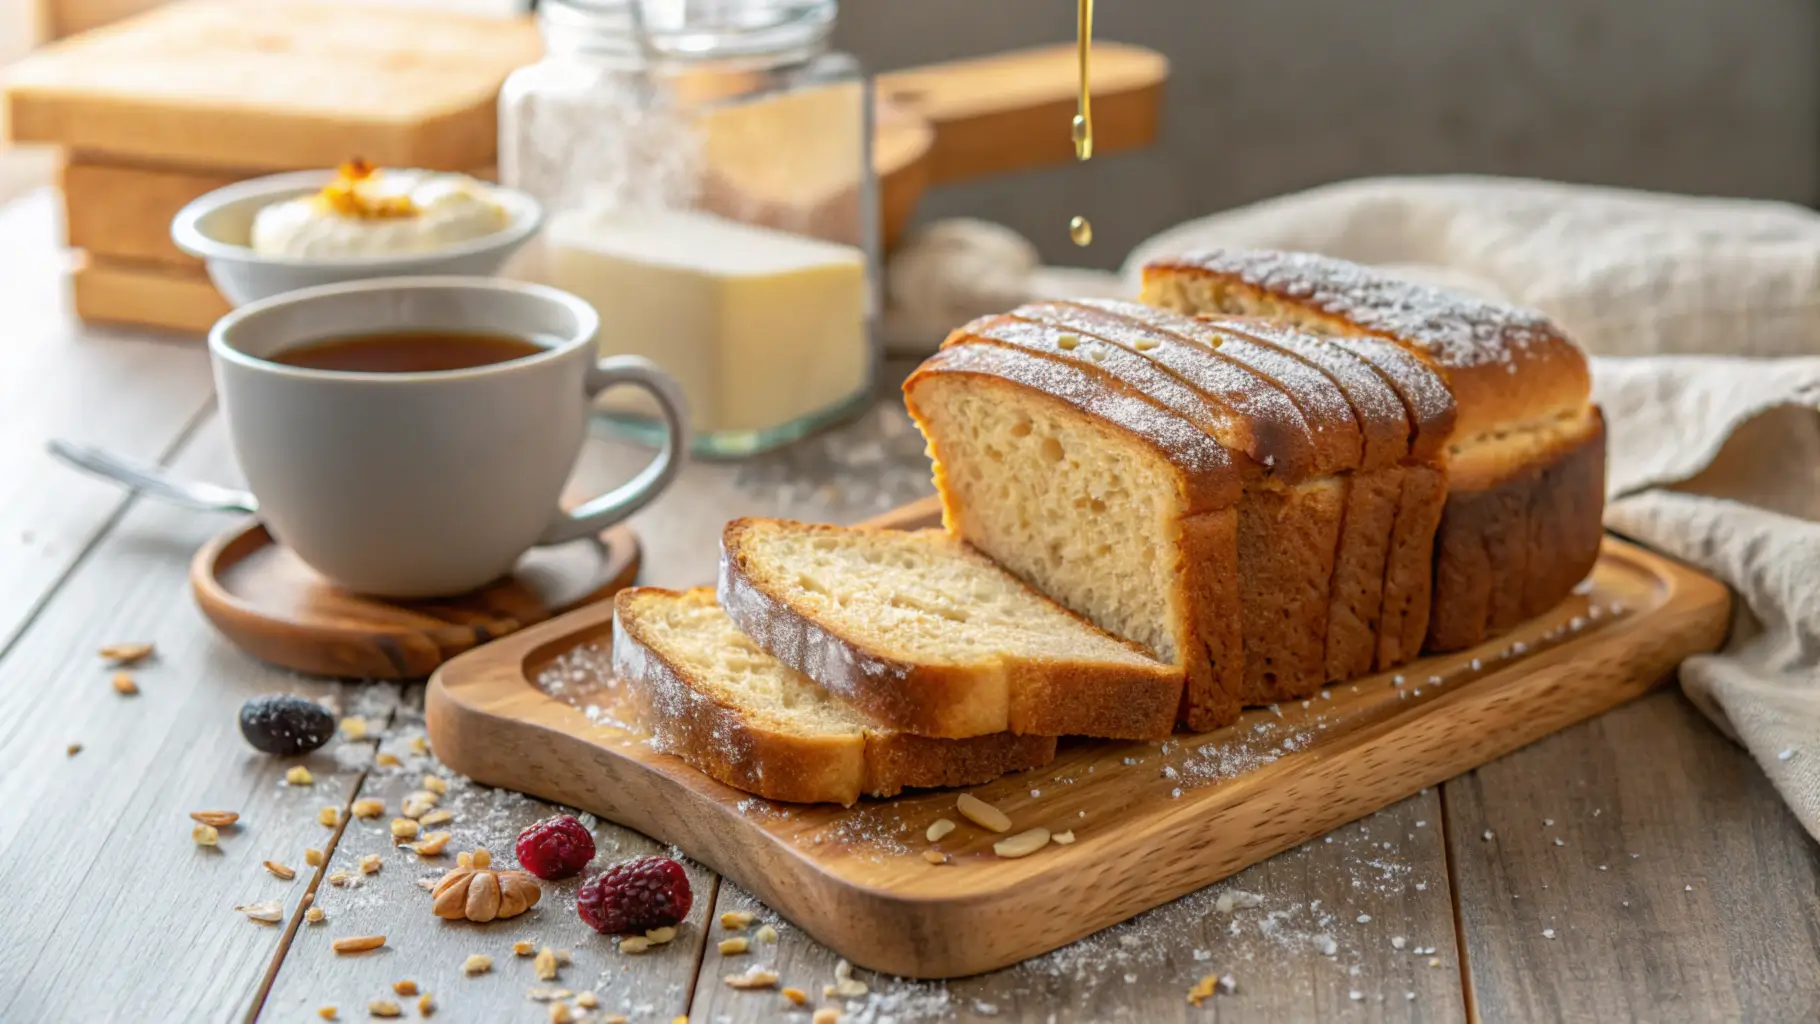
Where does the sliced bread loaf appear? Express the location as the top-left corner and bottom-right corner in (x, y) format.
(611, 587), (1056, 806)
(718, 518), (1183, 740)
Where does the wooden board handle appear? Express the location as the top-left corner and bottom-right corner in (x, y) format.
(877, 42), (1169, 185)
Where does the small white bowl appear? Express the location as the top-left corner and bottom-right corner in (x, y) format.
(171, 169), (543, 307)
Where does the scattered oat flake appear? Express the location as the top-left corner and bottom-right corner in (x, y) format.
(574, 992), (599, 1009)
(332, 935), (385, 954)
(265, 860), (296, 880)
(618, 936), (654, 955)
(410, 831), (451, 857)
(719, 937), (750, 955)
(724, 965), (780, 990)
(925, 818), (956, 843)
(305, 848), (324, 866)
(339, 716), (369, 741)
(781, 987), (808, 1006)
(100, 642), (154, 665)
(535, 946), (560, 979)
(463, 954), (493, 975)
(422, 774), (449, 795)
(420, 809), (454, 827)
(812, 1011), (839, 1024)
(392, 818), (420, 841)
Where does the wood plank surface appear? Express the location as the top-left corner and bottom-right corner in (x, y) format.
(1444, 688), (1820, 1023)
(260, 696), (714, 1024)
(0, 423), (368, 1022)
(692, 791), (1465, 1023)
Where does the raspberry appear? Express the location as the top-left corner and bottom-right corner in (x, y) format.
(576, 856), (692, 934)
(515, 815), (596, 880)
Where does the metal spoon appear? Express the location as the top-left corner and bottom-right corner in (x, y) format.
(47, 439), (258, 514)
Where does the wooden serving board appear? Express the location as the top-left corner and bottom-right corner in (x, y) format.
(425, 498), (1730, 979)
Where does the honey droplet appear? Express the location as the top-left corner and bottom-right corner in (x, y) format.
(1071, 114), (1092, 162)
(1069, 216), (1093, 247)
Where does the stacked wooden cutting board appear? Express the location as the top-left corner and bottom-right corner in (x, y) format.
(2, 0), (537, 332)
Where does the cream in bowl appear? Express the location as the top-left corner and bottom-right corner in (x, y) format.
(251, 161), (510, 258)
(172, 163), (542, 306)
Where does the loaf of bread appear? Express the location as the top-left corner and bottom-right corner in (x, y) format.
(611, 587), (1057, 806)
(905, 251), (1602, 731)
(1141, 250), (1604, 651)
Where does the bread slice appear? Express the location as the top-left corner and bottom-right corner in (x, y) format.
(611, 587), (1056, 806)
(718, 518), (1183, 740)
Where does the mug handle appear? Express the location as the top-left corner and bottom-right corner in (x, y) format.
(536, 355), (691, 545)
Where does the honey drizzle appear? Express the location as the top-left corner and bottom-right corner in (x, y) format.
(1069, 0), (1094, 247)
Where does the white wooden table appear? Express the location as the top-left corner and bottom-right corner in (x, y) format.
(0, 189), (1816, 1022)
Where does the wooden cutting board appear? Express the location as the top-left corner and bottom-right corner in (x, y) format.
(424, 499), (1730, 979)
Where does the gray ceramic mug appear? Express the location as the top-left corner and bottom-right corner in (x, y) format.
(210, 276), (689, 597)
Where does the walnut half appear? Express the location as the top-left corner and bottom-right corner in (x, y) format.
(430, 848), (541, 923)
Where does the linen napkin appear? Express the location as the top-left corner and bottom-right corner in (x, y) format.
(888, 175), (1820, 839)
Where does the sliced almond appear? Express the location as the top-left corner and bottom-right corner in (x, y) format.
(367, 999), (401, 1018)
(401, 791), (439, 819)
(410, 831), (451, 857)
(925, 818), (956, 842)
(189, 810), (239, 828)
(921, 849), (949, 865)
(235, 900), (283, 923)
(956, 793), (1011, 833)
(351, 798), (385, 819)
(514, 940), (536, 956)
(724, 966), (779, 990)
(993, 828), (1051, 859)
(332, 934), (385, 954)
(718, 937), (749, 955)
(375, 752), (402, 768)
(421, 774), (449, 795)
(463, 953), (493, 975)
(391, 818), (420, 841)
(644, 927), (677, 945)
(419, 808), (454, 828)
(617, 936), (653, 955)
(1051, 830), (1077, 845)
(99, 642), (154, 665)
(720, 910), (754, 929)
(359, 853), (383, 874)
(264, 860), (297, 880)
(535, 945), (559, 979)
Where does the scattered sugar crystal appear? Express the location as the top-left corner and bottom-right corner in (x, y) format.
(1483, 830), (1494, 841)
(1544, 818), (1554, 826)
(1391, 936), (1406, 950)
(1349, 990), (1363, 1002)
(1415, 882), (1426, 891)
(1542, 928), (1557, 939)
(1779, 748), (1796, 761)
(1317, 936), (1338, 956)
(1356, 914), (1371, 924)
(1554, 839), (1565, 847)
(1193, 949), (1212, 962)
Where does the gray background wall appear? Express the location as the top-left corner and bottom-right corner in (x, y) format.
(835, 0), (1820, 268)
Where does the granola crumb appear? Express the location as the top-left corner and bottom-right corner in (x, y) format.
(318, 807), (341, 827)
(306, 848), (325, 867)
(359, 854), (383, 875)
(111, 672), (138, 695)
(723, 965), (779, 989)
(535, 946), (559, 979)
(514, 940), (536, 956)
(264, 860), (296, 880)
(351, 799), (385, 819)
(286, 765), (314, 786)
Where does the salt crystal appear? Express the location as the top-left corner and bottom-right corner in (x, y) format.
(1544, 818), (1554, 826)
(1349, 990), (1363, 1002)
(1415, 882), (1427, 891)
(1779, 748), (1796, 761)
(1356, 914), (1371, 924)
(1553, 839), (1564, 847)
(1317, 936), (1338, 956)
(1391, 936), (1406, 950)
(1542, 928), (1556, 939)
(1482, 830), (1494, 841)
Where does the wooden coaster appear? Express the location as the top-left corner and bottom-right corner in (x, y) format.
(191, 519), (640, 680)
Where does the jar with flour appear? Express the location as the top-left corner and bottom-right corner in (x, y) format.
(500, 0), (876, 457)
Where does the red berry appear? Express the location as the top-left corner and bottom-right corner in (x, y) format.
(514, 815), (596, 880)
(576, 856), (692, 934)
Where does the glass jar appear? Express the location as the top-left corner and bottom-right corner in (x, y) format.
(500, 0), (878, 458)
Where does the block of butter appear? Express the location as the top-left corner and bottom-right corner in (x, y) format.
(4, 0), (540, 171)
(544, 208), (870, 436)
